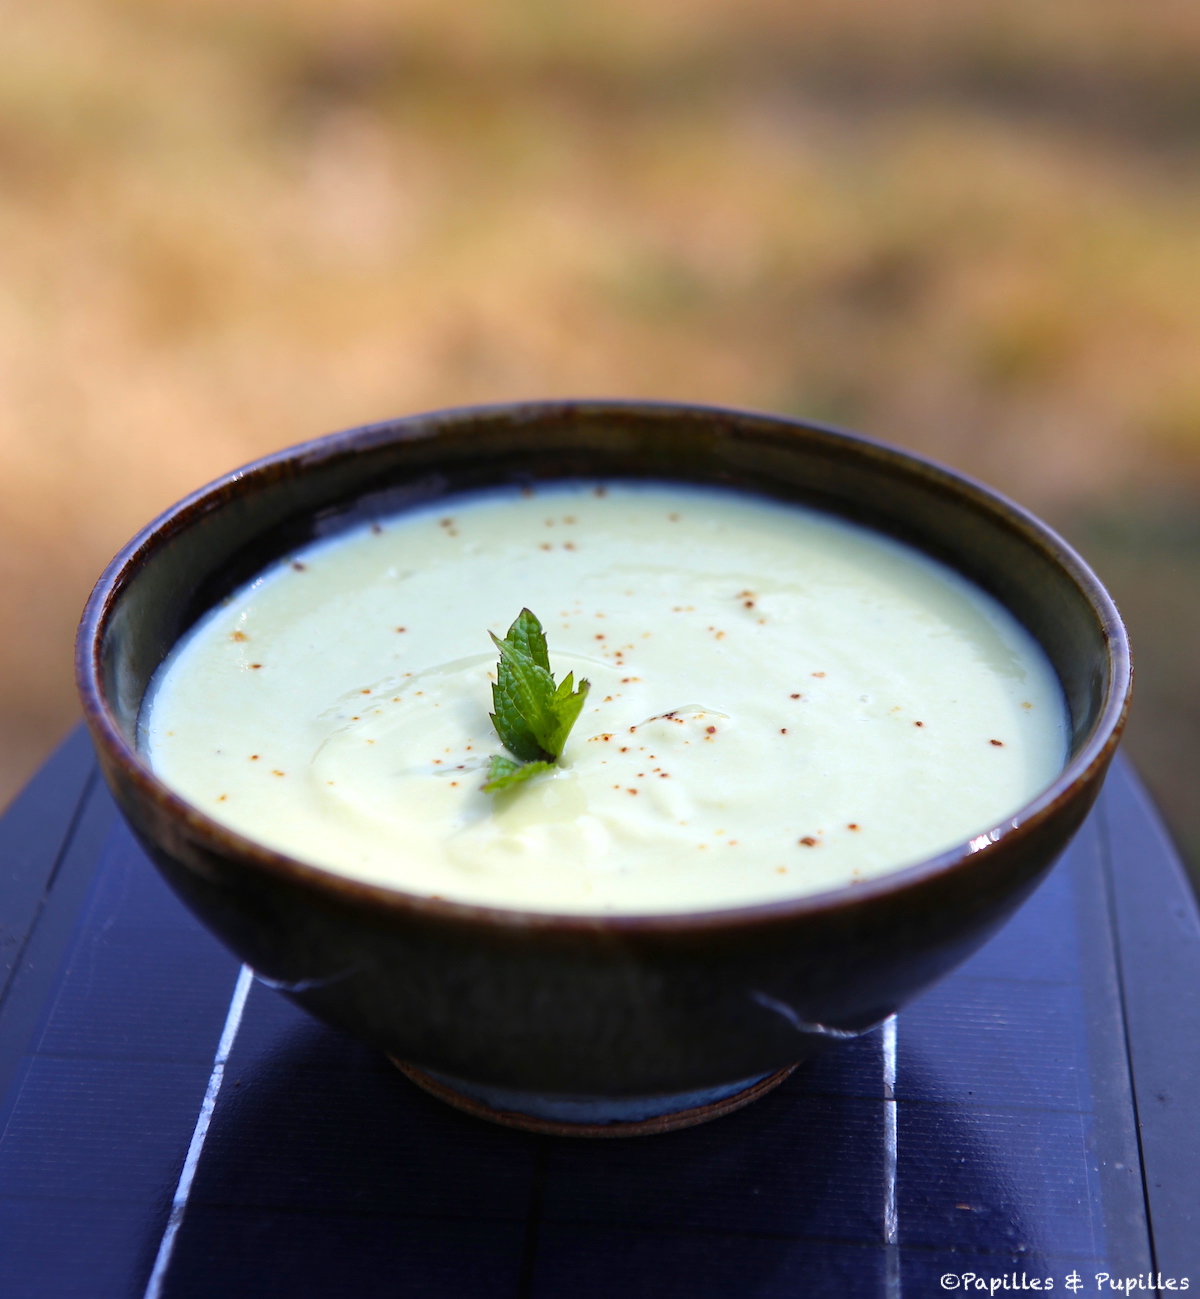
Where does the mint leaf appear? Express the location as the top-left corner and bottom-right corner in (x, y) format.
(484, 608), (591, 794)
(482, 755), (555, 792)
(545, 671), (589, 756)
(489, 631), (559, 762)
(504, 607), (550, 672)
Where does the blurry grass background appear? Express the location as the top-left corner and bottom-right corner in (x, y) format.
(2, 0), (1199, 879)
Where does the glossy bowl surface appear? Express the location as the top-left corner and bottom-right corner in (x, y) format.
(77, 401), (1131, 1097)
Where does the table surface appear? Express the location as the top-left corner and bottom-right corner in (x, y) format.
(0, 728), (1198, 1298)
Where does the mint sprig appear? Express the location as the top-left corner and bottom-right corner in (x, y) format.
(482, 755), (555, 792)
(483, 609), (589, 793)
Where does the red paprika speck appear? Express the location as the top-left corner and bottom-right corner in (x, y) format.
(627, 788), (638, 795)
(249, 663), (262, 670)
(914, 721), (924, 727)
(790, 693), (800, 699)
(780, 728), (788, 735)
(395, 627), (406, 633)
(848, 823), (860, 831)
(706, 726), (717, 734)
(990, 739), (1004, 746)
(799, 836), (818, 847)
(812, 671), (825, 678)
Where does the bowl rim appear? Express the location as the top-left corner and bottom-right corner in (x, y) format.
(76, 398), (1133, 935)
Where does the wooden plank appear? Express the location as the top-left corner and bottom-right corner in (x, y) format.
(0, 770), (118, 1116)
(1069, 809), (1154, 1273)
(0, 726), (96, 1007)
(1101, 756), (1200, 1279)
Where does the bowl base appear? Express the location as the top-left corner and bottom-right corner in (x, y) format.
(390, 1059), (797, 1137)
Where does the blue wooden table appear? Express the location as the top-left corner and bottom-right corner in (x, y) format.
(1, 728), (1198, 1297)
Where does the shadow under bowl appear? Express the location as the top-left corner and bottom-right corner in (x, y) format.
(76, 400), (1131, 1102)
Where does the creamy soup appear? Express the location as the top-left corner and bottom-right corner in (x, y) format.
(142, 482), (1067, 914)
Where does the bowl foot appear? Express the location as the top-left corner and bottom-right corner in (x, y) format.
(390, 1059), (797, 1137)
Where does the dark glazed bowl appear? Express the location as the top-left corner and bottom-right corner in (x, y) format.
(76, 401), (1131, 1097)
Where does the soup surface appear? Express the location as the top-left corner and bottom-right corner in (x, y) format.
(143, 482), (1067, 913)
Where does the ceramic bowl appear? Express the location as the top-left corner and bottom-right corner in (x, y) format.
(76, 401), (1131, 1113)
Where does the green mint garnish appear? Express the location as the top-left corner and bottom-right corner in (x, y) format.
(482, 755), (556, 792)
(484, 608), (589, 793)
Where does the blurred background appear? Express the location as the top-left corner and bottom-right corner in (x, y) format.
(1, 0), (1198, 883)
